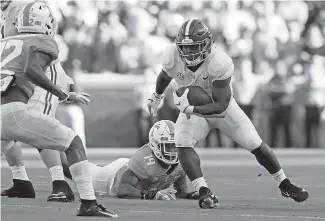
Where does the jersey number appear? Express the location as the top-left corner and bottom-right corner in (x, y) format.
(1, 39), (23, 70)
(144, 155), (155, 166)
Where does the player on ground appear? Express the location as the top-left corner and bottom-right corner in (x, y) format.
(1, 0), (75, 202)
(147, 19), (309, 209)
(1, 2), (117, 217)
(61, 120), (199, 200)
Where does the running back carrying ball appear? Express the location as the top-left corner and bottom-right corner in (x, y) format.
(175, 86), (212, 106)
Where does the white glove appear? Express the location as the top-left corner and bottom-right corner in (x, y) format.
(154, 189), (176, 200)
(60, 92), (90, 105)
(147, 92), (163, 116)
(172, 88), (193, 114)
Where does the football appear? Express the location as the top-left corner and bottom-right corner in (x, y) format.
(175, 86), (213, 106)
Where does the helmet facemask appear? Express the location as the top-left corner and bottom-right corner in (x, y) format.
(159, 142), (178, 164)
(176, 37), (211, 67)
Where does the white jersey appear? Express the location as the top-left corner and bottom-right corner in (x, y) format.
(28, 61), (74, 117)
(162, 44), (234, 96)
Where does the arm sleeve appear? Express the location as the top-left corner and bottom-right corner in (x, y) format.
(28, 35), (59, 64)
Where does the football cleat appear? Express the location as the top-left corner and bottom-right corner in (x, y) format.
(279, 178), (309, 203)
(76, 204), (118, 218)
(47, 180), (75, 202)
(1, 179), (35, 198)
(198, 186), (219, 209)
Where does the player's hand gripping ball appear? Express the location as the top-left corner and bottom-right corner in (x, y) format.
(174, 86), (213, 108)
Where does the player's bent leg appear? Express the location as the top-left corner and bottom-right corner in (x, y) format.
(38, 149), (75, 202)
(65, 136), (118, 217)
(1, 142), (35, 198)
(216, 97), (309, 203)
(251, 143), (309, 203)
(175, 113), (219, 209)
(1, 104), (117, 217)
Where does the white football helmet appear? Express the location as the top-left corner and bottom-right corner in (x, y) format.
(15, 2), (57, 36)
(148, 120), (178, 165)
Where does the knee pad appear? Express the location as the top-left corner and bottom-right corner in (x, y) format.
(175, 134), (196, 148)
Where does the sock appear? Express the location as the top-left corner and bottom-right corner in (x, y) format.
(271, 168), (287, 186)
(10, 165), (29, 181)
(69, 160), (96, 201)
(48, 165), (65, 181)
(191, 177), (208, 192)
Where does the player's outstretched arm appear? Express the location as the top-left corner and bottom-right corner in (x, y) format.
(25, 51), (68, 101)
(117, 168), (156, 199)
(147, 69), (172, 116)
(173, 174), (200, 200)
(155, 69), (173, 95)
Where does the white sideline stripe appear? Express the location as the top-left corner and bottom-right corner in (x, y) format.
(18, 148), (325, 156)
(2, 205), (325, 220)
(1, 159), (325, 169)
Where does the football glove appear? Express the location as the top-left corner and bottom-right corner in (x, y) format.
(147, 92), (163, 116)
(172, 88), (193, 114)
(140, 189), (157, 200)
(154, 189), (176, 200)
(175, 191), (200, 200)
(60, 92), (90, 105)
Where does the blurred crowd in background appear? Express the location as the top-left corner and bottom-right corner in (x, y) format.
(48, 0), (325, 148)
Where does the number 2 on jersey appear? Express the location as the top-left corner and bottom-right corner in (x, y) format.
(1, 39), (23, 70)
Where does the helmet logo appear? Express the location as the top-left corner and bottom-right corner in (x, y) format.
(197, 24), (209, 36)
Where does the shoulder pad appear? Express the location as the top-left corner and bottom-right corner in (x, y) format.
(128, 145), (155, 179)
(162, 44), (177, 76)
(27, 35), (59, 62)
(207, 50), (234, 82)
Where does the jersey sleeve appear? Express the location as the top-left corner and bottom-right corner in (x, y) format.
(207, 50), (234, 82)
(27, 35), (59, 63)
(162, 44), (177, 78)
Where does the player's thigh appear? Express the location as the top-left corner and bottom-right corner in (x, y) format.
(216, 97), (262, 151)
(175, 113), (210, 147)
(16, 110), (77, 152)
(1, 103), (28, 144)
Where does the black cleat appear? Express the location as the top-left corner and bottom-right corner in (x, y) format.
(198, 186), (219, 209)
(47, 180), (75, 202)
(76, 204), (118, 218)
(279, 178), (309, 203)
(1, 179), (35, 198)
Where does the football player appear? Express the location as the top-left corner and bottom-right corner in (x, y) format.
(1, 2), (117, 217)
(1, 0), (75, 203)
(147, 19), (309, 209)
(61, 120), (199, 200)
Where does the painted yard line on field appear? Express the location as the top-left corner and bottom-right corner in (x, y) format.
(1, 159), (325, 169)
(19, 148), (325, 156)
(2, 204), (325, 220)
